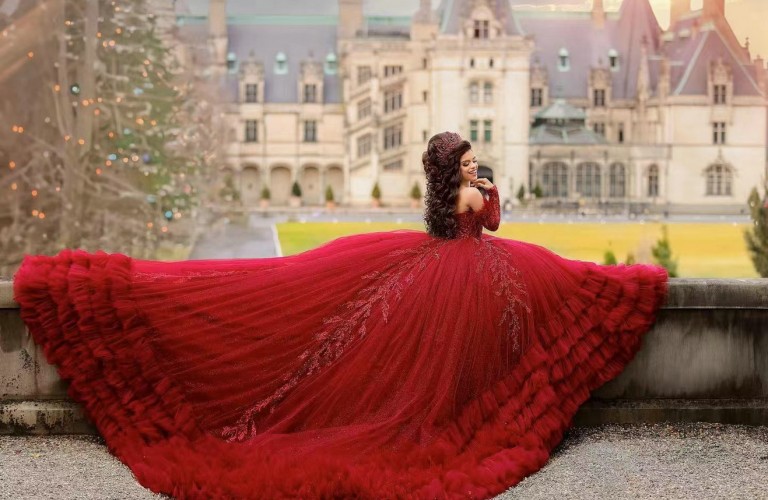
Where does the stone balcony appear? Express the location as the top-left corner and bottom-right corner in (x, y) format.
(1, 278), (767, 434)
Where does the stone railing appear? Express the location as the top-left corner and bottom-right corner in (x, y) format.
(1, 278), (767, 434)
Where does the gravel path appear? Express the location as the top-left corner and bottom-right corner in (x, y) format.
(1, 423), (767, 499)
(500, 422), (768, 499)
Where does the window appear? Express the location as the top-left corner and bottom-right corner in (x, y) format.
(383, 159), (403, 171)
(469, 82), (479, 103)
(469, 58), (475, 69)
(383, 124), (402, 150)
(576, 163), (601, 198)
(713, 84), (727, 105)
(593, 89), (606, 107)
(706, 164), (733, 196)
(245, 83), (258, 103)
(483, 120), (492, 142)
(542, 162), (569, 197)
(383, 87), (403, 113)
(713, 122), (726, 144)
(303, 120), (317, 143)
(245, 120), (258, 143)
(422, 130), (428, 141)
(422, 58), (428, 69)
(422, 90), (428, 102)
(558, 48), (570, 71)
(303, 84), (317, 103)
(530, 88), (543, 107)
(357, 133), (371, 158)
(227, 52), (237, 73)
(489, 58), (494, 68)
(608, 49), (619, 70)
(274, 52), (288, 75)
(617, 122), (625, 143)
(357, 66), (372, 85)
(609, 163), (625, 197)
(324, 53), (337, 75)
(473, 19), (489, 39)
(593, 122), (605, 136)
(647, 164), (659, 197)
(383, 65), (403, 78)
(357, 98), (371, 120)
(483, 82), (493, 104)
(469, 120), (479, 142)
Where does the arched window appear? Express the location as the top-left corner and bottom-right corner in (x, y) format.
(542, 162), (569, 198)
(274, 52), (288, 75)
(609, 163), (626, 198)
(705, 163), (733, 196)
(647, 164), (659, 197)
(576, 162), (601, 198)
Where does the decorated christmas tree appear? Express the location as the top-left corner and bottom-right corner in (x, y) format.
(0, 0), (207, 273)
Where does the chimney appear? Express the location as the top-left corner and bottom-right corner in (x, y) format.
(702, 0), (725, 20)
(670, 0), (690, 27)
(208, 0), (227, 67)
(592, 0), (605, 29)
(338, 0), (364, 39)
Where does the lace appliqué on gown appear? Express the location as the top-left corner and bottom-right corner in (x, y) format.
(221, 237), (452, 442)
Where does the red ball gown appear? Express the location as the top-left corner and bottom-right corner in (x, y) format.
(13, 186), (668, 499)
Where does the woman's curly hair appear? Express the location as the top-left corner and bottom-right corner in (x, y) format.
(422, 132), (472, 239)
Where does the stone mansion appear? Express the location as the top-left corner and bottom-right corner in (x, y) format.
(173, 0), (768, 212)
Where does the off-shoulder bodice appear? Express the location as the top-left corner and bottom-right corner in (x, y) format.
(454, 185), (501, 239)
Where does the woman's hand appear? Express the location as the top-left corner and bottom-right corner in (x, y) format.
(472, 178), (494, 190)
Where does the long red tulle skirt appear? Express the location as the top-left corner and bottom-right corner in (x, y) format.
(13, 229), (668, 498)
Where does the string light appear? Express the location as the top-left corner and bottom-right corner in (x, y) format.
(9, 161), (15, 169)
(11, 183), (17, 190)
(31, 190), (38, 197)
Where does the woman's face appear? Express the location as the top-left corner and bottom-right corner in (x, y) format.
(459, 149), (478, 184)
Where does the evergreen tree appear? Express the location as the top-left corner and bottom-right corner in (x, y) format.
(603, 249), (618, 265)
(516, 184), (526, 204)
(744, 185), (768, 276)
(651, 225), (679, 277)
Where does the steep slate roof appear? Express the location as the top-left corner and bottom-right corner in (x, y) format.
(517, 0), (761, 100)
(515, 0), (662, 100)
(436, 0), (523, 36)
(175, 0), (763, 104)
(175, 1), (414, 104)
(661, 15), (762, 97)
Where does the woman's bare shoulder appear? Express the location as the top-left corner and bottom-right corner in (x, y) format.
(456, 187), (484, 214)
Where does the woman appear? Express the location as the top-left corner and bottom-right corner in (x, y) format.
(13, 131), (668, 499)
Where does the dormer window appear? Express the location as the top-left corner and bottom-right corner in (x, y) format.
(558, 48), (570, 71)
(324, 53), (337, 75)
(274, 52), (288, 75)
(713, 84), (727, 104)
(608, 49), (619, 71)
(227, 52), (237, 73)
(473, 20), (489, 39)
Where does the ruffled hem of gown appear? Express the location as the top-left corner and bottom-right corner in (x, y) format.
(12, 235), (668, 499)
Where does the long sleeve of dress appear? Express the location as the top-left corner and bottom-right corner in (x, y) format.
(479, 185), (501, 231)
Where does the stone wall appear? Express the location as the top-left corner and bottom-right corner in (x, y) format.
(2, 278), (767, 433)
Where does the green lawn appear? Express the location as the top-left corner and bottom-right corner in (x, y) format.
(277, 221), (759, 278)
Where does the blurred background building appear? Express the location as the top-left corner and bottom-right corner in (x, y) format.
(173, 0), (768, 213)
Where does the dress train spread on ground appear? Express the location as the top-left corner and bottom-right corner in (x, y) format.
(13, 185), (668, 498)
